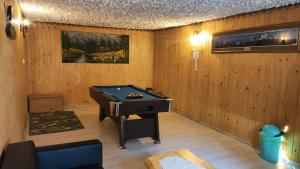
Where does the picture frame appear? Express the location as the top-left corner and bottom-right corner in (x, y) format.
(212, 22), (300, 53)
(61, 30), (129, 64)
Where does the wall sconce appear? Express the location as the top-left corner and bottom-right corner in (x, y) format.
(21, 18), (30, 36)
(4, 2), (30, 39)
(10, 17), (30, 37)
(190, 31), (203, 72)
(190, 31), (202, 46)
(5, 5), (17, 40)
(190, 31), (208, 46)
(189, 31), (210, 71)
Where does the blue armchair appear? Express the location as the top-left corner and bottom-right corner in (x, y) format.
(0, 139), (103, 169)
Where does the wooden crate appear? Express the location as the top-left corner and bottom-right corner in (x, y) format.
(28, 94), (64, 113)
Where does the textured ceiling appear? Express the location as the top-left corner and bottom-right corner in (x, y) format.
(19, 0), (300, 30)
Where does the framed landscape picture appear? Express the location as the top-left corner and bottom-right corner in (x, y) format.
(61, 30), (129, 63)
(212, 23), (300, 53)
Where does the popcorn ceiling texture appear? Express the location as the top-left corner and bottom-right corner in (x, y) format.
(19, 0), (300, 30)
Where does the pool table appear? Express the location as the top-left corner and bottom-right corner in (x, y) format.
(89, 85), (172, 149)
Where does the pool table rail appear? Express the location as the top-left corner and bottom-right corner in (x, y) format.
(89, 86), (172, 117)
(93, 85), (169, 100)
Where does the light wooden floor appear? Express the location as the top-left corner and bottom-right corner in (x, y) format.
(25, 105), (296, 169)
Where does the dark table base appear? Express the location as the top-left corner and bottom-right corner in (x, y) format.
(99, 107), (160, 149)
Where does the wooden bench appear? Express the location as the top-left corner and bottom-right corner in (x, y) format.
(28, 94), (64, 113)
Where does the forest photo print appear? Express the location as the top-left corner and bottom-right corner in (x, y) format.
(61, 31), (129, 63)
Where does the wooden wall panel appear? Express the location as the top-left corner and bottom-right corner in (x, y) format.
(153, 5), (300, 163)
(26, 23), (154, 107)
(0, 0), (28, 152)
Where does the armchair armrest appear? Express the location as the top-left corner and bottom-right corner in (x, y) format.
(1, 141), (36, 169)
(36, 139), (102, 169)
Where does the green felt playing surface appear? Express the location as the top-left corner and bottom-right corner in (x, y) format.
(94, 86), (159, 100)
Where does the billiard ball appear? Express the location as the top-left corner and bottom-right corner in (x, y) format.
(117, 88), (120, 90)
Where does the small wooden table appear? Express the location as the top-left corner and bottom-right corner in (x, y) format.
(144, 149), (215, 169)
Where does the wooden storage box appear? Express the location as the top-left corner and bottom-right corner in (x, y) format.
(28, 94), (64, 113)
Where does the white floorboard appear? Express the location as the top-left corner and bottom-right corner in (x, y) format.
(25, 105), (296, 169)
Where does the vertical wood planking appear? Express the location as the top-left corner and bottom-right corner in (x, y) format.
(26, 23), (154, 107)
(153, 5), (300, 163)
(0, 0), (28, 151)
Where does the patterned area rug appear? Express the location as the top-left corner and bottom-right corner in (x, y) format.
(29, 111), (84, 136)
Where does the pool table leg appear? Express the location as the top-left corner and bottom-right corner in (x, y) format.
(153, 113), (161, 144)
(99, 107), (107, 122)
(118, 115), (126, 149)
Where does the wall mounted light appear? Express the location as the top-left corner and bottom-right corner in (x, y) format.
(190, 31), (204, 72)
(10, 17), (30, 37)
(5, 5), (17, 40)
(189, 31), (211, 71)
(11, 18), (21, 25)
(7, 17), (30, 38)
(4, 2), (30, 39)
(22, 19), (30, 26)
(190, 31), (202, 46)
(21, 18), (30, 37)
(190, 31), (209, 46)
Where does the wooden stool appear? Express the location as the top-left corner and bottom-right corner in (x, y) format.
(144, 149), (215, 169)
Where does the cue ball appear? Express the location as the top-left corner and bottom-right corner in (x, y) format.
(117, 88), (120, 90)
